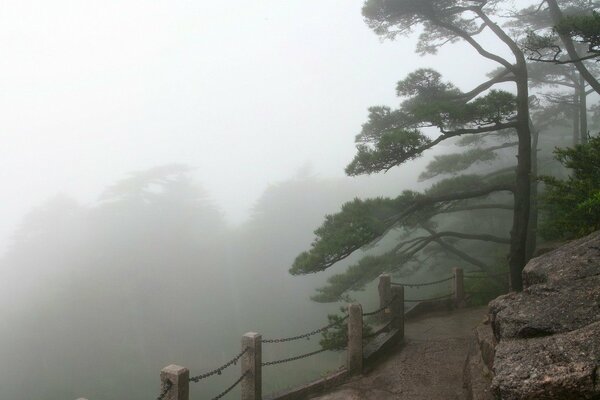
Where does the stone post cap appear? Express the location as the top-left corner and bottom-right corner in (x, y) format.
(161, 364), (188, 374)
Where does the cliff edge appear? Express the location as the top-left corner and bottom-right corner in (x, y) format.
(473, 230), (600, 399)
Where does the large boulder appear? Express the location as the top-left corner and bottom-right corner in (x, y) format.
(523, 230), (600, 287)
(488, 231), (600, 399)
(492, 322), (600, 400)
(489, 276), (600, 341)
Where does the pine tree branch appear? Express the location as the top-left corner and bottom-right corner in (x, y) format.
(385, 183), (514, 227)
(422, 226), (494, 272)
(439, 122), (517, 136)
(430, 15), (515, 72)
(418, 231), (511, 245)
(528, 52), (600, 64)
(435, 203), (514, 214)
(457, 69), (515, 101)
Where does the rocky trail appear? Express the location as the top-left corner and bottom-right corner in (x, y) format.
(310, 306), (488, 400)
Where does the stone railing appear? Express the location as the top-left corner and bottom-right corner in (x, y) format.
(72, 268), (506, 400)
(79, 267), (505, 400)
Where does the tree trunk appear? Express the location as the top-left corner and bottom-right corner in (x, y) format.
(579, 74), (588, 144)
(509, 66), (532, 292)
(526, 119), (539, 261)
(475, 11), (532, 291)
(573, 91), (580, 146)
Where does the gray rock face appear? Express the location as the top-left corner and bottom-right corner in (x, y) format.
(523, 230), (600, 287)
(474, 323), (495, 372)
(489, 231), (600, 399)
(464, 324), (495, 400)
(489, 276), (600, 340)
(492, 322), (600, 400)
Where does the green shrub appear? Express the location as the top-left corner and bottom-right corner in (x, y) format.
(540, 136), (600, 240)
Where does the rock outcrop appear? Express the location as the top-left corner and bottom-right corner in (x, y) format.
(487, 230), (600, 399)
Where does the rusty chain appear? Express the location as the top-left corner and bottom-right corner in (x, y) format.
(209, 370), (249, 400)
(262, 315), (349, 343)
(362, 295), (398, 317)
(391, 275), (454, 288)
(261, 347), (328, 367)
(189, 347), (249, 383)
(156, 380), (172, 400)
(404, 293), (454, 302)
(465, 271), (509, 279)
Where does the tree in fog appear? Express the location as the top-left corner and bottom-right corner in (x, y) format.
(522, 0), (600, 94)
(509, 1), (600, 145)
(0, 164), (230, 400)
(292, 0), (538, 295)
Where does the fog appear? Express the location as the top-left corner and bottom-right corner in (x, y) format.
(0, 0), (505, 247)
(0, 1), (552, 399)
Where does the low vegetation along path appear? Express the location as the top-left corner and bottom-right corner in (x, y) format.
(310, 306), (488, 400)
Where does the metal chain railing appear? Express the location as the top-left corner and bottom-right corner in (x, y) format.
(209, 370), (249, 400)
(156, 380), (172, 400)
(404, 293), (454, 302)
(261, 347), (328, 367)
(464, 271), (509, 279)
(362, 295), (398, 317)
(262, 315), (349, 343)
(189, 347), (249, 383)
(150, 268), (493, 400)
(390, 275), (454, 288)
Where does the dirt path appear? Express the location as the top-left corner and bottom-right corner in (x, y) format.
(309, 306), (488, 400)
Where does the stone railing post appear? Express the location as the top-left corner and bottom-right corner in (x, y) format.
(454, 267), (465, 307)
(241, 332), (262, 400)
(390, 285), (404, 339)
(346, 303), (363, 374)
(378, 274), (392, 322)
(160, 364), (189, 400)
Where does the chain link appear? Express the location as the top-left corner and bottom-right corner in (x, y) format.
(156, 380), (172, 400)
(391, 275), (454, 288)
(189, 347), (249, 383)
(362, 295), (398, 317)
(404, 293), (454, 302)
(262, 315), (349, 343)
(261, 347), (328, 367)
(465, 271), (508, 279)
(209, 370), (249, 400)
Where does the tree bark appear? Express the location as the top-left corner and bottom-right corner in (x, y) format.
(526, 119), (539, 261)
(509, 67), (531, 291)
(579, 74), (588, 144)
(573, 91), (580, 146)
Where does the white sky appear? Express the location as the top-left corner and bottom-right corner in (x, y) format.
(0, 0), (513, 251)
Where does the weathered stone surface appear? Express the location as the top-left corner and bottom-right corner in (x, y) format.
(489, 231), (600, 399)
(474, 322), (495, 372)
(464, 333), (494, 400)
(523, 230), (600, 287)
(492, 321), (600, 400)
(489, 276), (600, 341)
